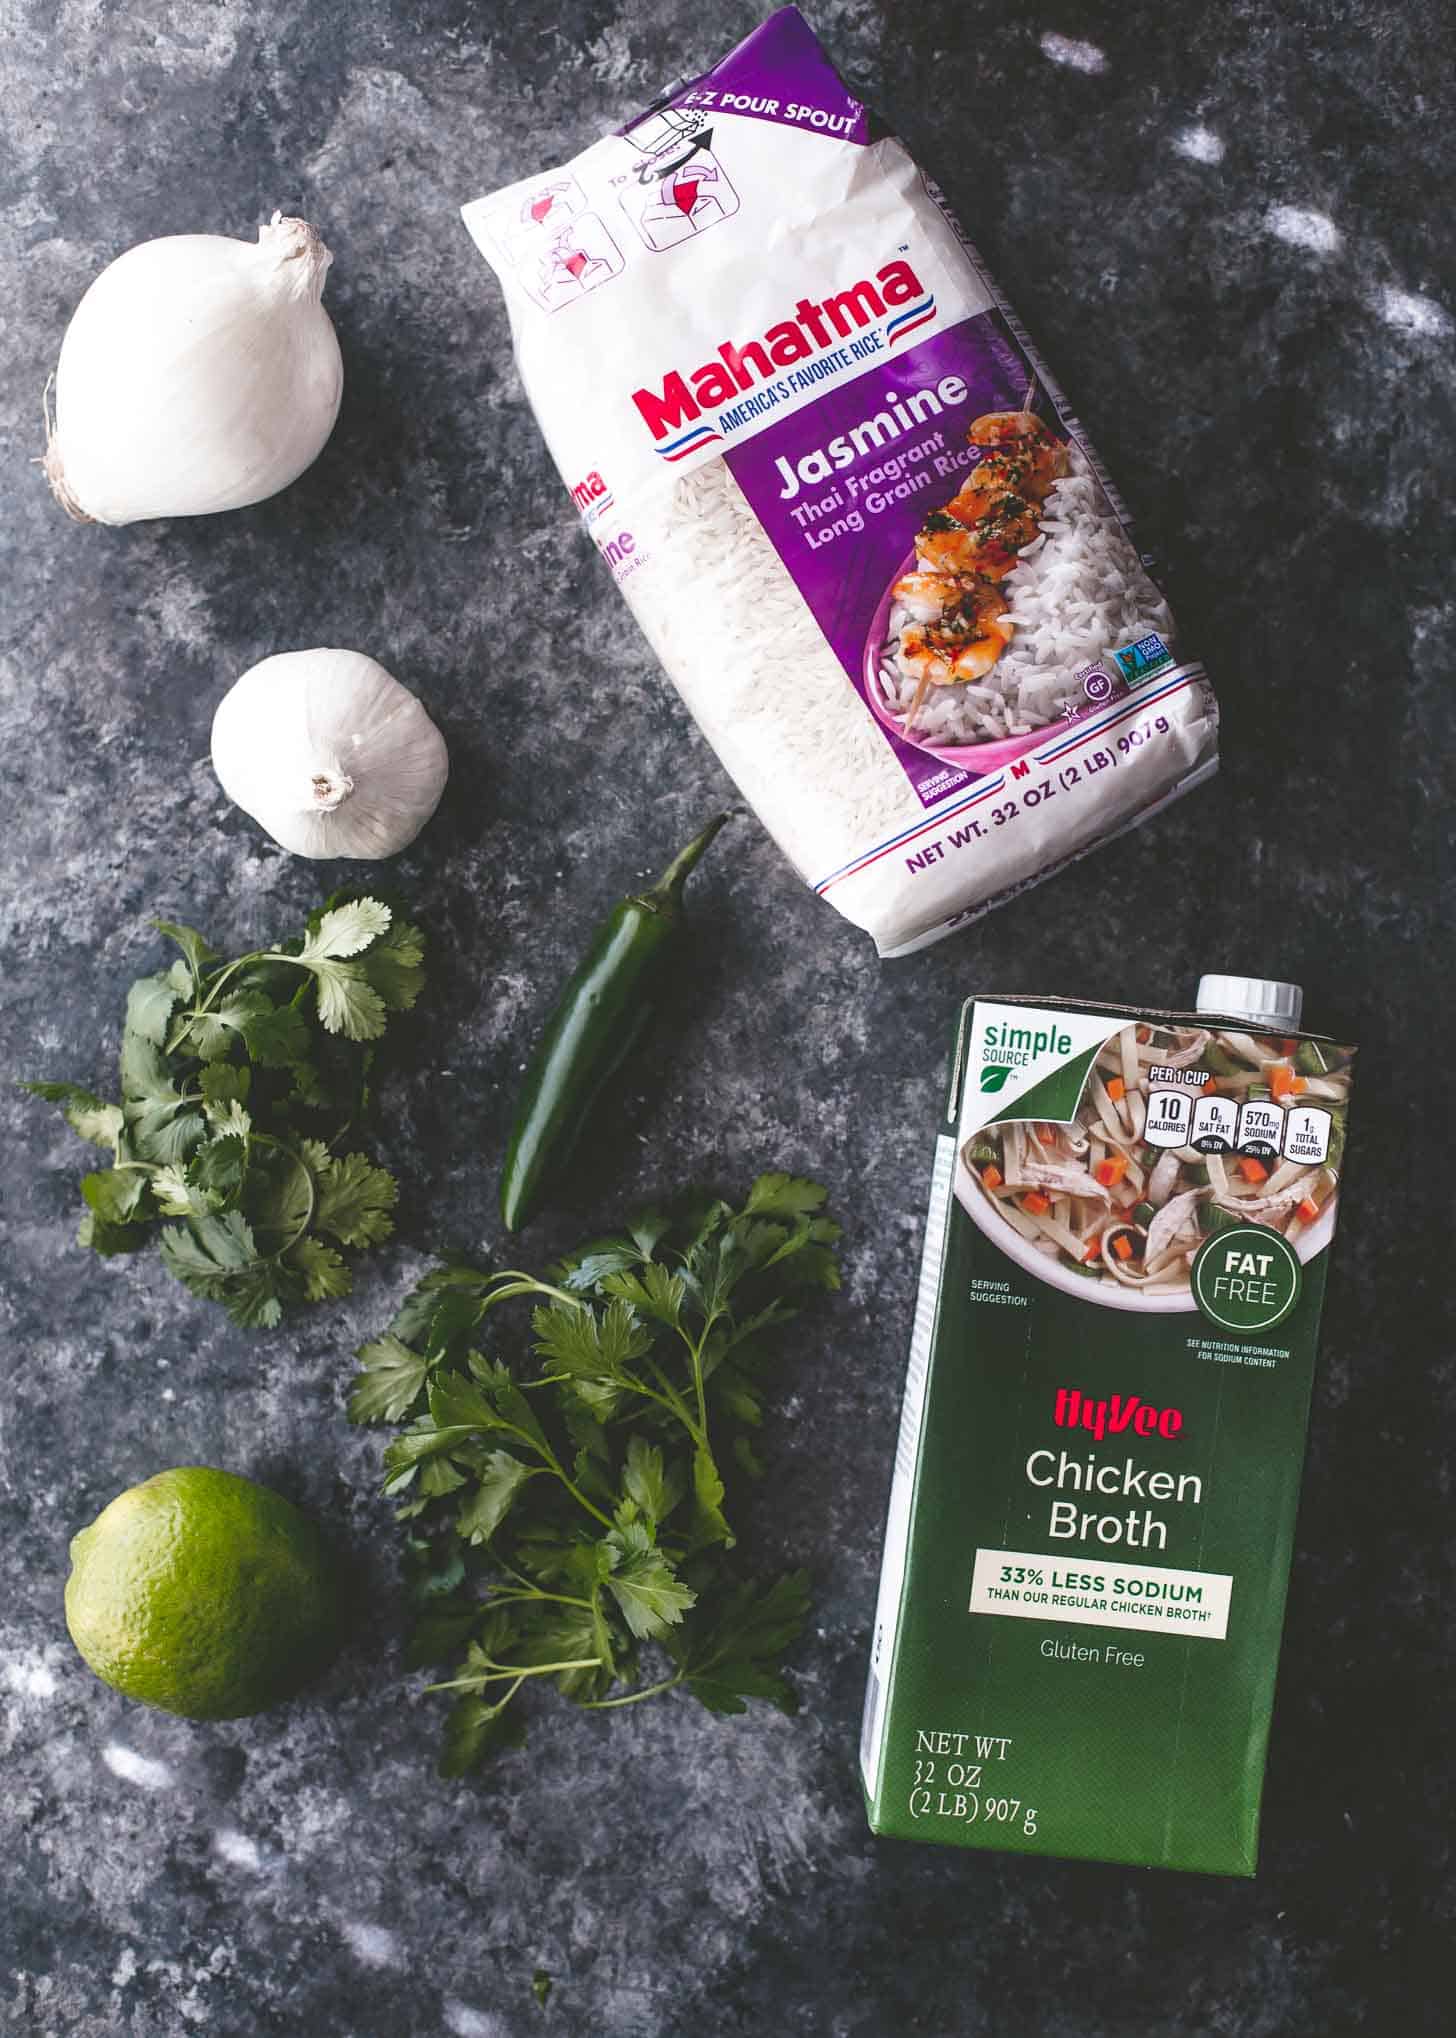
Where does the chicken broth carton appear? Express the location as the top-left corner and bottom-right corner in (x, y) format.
(861, 977), (1356, 1875)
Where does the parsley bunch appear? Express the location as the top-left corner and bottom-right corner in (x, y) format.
(350, 1174), (840, 1775)
(26, 897), (423, 1328)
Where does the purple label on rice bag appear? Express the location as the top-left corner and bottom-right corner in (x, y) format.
(625, 6), (880, 150)
(726, 311), (1053, 805)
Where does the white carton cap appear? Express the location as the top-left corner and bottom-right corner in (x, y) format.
(1196, 974), (1304, 1031)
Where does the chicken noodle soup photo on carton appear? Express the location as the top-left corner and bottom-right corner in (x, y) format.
(861, 974), (1358, 1874)
(461, 6), (1219, 954)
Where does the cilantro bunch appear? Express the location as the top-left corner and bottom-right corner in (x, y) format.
(26, 897), (423, 1328)
(349, 1174), (840, 1775)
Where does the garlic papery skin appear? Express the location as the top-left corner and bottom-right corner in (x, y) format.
(45, 213), (343, 526)
(211, 650), (450, 860)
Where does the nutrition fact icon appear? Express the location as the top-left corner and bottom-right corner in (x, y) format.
(618, 108), (739, 251)
(1145, 1087), (1331, 1166)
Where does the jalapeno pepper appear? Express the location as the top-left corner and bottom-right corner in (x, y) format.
(500, 813), (731, 1232)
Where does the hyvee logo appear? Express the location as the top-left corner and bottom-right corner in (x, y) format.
(631, 259), (924, 440)
(979, 1018), (1074, 1091)
(1053, 1387), (1184, 1442)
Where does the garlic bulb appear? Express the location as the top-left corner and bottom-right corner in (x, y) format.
(211, 650), (449, 859)
(45, 213), (343, 526)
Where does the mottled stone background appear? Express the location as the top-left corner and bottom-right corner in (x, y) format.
(1, 2), (1451, 2033)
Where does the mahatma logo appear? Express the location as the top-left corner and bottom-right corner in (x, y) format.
(568, 469), (615, 522)
(569, 470), (609, 511)
(632, 259), (926, 458)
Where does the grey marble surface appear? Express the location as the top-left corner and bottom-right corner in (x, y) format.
(2, 2), (1452, 2033)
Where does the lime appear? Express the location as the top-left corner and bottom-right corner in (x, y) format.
(65, 1466), (341, 1720)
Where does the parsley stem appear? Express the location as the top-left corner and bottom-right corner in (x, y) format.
(551, 1468), (614, 1529)
(523, 1427), (614, 1529)
(483, 1587), (594, 1613)
(644, 1359), (705, 1445)
(580, 1674), (683, 1710)
(476, 1273), (586, 1315)
(424, 1656), (601, 1693)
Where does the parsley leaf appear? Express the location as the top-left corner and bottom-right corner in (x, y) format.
(350, 1336), (432, 1423)
(744, 1173), (829, 1220)
(456, 1452), (536, 1545)
(602, 1523), (696, 1639)
(353, 1173), (840, 1774)
(667, 1571), (811, 1716)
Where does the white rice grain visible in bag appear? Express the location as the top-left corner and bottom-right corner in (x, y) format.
(462, 7), (1218, 955)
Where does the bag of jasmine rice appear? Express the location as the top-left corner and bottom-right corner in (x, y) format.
(462, 6), (1219, 955)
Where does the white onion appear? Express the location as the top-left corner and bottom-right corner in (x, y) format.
(45, 212), (343, 526)
(211, 649), (449, 860)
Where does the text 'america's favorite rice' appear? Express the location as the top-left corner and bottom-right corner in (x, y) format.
(462, 7), (1220, 955)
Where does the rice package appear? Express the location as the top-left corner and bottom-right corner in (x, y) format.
(462, 7), (1219, 955)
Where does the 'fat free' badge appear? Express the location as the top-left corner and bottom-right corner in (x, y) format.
(1191, 1224), (1302, 1333)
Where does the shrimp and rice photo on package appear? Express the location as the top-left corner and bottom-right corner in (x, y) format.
(462, 6), (1219, 951)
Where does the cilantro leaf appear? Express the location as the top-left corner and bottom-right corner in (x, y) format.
(359, 918), (426, 1012)
(241, 1001), (312, 1067)
(25, 898), (424, 1329)
(78, 1208), (150, 1255)
(314, 1153), (398, 1247)
(311, 962), (388, 1041)
(124, 973), (180, 1047)
(24, 1082), (124, 1153)
(158, 1211), (287, 1328)
(188, 1134), (248, 1209)
(154, 921), (219, 990)
(286, 1235), (352, 1302)
(199, 1063), (251, 1116)
(157, 1210), (259, 1290)
(299, 899), (393, 961)
(119, 1032), (206, 1166)
(176, 990), (272, 1062)
(80, 1168), (148, 1225)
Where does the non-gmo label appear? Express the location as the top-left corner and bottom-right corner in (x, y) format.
(1191, 1224), (1302, 1332)
(1112, 633), (1175, 688)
